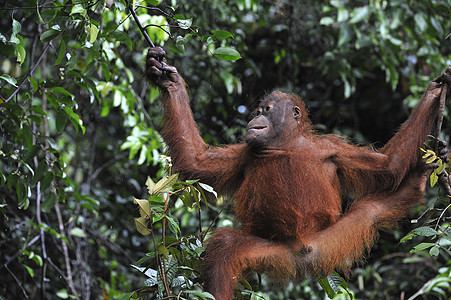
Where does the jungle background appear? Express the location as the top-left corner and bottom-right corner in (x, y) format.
(1, 0), (451, 299)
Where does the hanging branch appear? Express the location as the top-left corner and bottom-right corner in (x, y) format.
(127, 1), (155, 48)
(434, 84), (448, 152)
(435, 84), (451, 195)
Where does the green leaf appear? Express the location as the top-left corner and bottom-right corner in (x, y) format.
(137, 144), (148, 165)
(16, 44), (26, 65)
(23, 264), (34, 277)
(435, 160), (446, 174)
(175, 34), (192, 53)
(135, 216), (152, 235)
(31, 160), (47, 185)
(110, 30), (133, 50)
(320, 16), (335, 26)
(430, 172), (438, 187)
(19, 159), (34, 177)
(16, 181), (29, 209)
(12, 18), (21, 36)
(70, 4), (86, 16)
(212, 30), (234, 39)
(53, 86), (74, 99)
(152, 174), (179, 195)
(41, 171), (54, 191)
(169, 44), (185, 55)
(152, 212), (164, 224)
(174, 15), (193, 29)
(184, 290), (216, 300)
(413, 227), (439, 237)
(55, 109), (67, 132)
(146, 0), (161, 5)
(89, 23), (99, 43)
(426, 156), (436, 164)
(134, 197), (151, 218)
(23, 250), (43, 266)
(340, 73), (353, 98)
(64, 106), (85, 134)
(350, 6), (371, 24)
(40, 29), (61, 43)
(214, 47), (242, 61)
(316, 276), (337, 298)
(100, 62), (111, 81)
(166, 214), (180, 237)
(56, 289), (69, 299)
(41, 194), (57, 212)
(0, 74), (17, 86)
(411, 242), (435, 254)
(414, 13), (427, 32)
(55, 40), (66, 66)
(117, 291), (136, 300)
(198, 182), (217, 198)
(338, 23), (352, 47)
(316, 272), (348, 298)
(136, 255), (154, 265)
(429, 245), (440, 256)
(157, 244), (170, 260)
(28, 77), (38, 92)
(69, 227), (87, 238)
(66, 53), (78, 70)
(337, 6), (349, 22)
(181, 189), (193, 208)
(421, 148), (435, 158)
(145, 177), (155, 195)
(21, 124), (33, 150)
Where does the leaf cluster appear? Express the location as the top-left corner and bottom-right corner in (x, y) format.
(129, 174), (218, 299)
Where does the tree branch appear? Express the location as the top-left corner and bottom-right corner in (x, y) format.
(434, 84), (447, 152)
(36, 51), (49, 300)
(144, 24), (173, 39)
(435, 84), (451, 195)
(127, 1), (155, 48)
(136, 5), (171, 17)
(5, 265), (28, 298)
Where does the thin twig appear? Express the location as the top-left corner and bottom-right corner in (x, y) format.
(47, 257), (69, 281)
(435, 203), (451, 231)
(0, 235), (40, 271)
(127, 1), (155, 48)
(143, 24), (173, 38)
(5, 265), (29, 298)
(36, 181), (48, 300)
(203, 201), (231, 241)
(54, 202), (78, 297)
(37, 51), (49, 300)
(3, 43), (51, 103)
(407, 278), (434, 300)
(136, 5), (171, 17)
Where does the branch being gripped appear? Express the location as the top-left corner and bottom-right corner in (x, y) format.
(127, 1), (155, 48)
(435, 84), (451, 195)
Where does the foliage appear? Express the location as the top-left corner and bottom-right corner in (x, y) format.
(0, 0), (450, 299)
(421, 148), (447, 187)
(0, 0), (239, 298)
(316, 272), (353, 299)
(127, 173), (216, 299)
